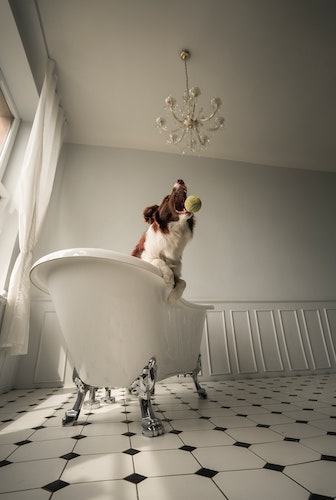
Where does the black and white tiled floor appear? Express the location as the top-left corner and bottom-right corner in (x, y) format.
(1, 373), (336, 499)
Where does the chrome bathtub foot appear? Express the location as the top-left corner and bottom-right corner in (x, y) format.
(83, 387), (100, 409)
(63, 369), (90, 426)
(130, 357), (165, 437)
(192, 354), (207, 399)
(101, 387), (116, 404)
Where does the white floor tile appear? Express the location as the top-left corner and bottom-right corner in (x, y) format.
(180, 429), (235, 447)
(0, 458), (65, 493)
(285, 460), (336, 497)
(9, 437), (75, 462)
(193, 444), (265, 471)
(52, 479), (138, 500)
(0, 489), (51, 499)
(213, 468), (309, 500)
(250, 440), (321, 465)
(301, 434), (336, 455)
(61, 453), (134, 482)
(133, 449), (200, 477)
(73, 434), (130, 454)
(138, 474), (225, 500)
(226, 425), (283, 444)
(271, 422), (327, 439)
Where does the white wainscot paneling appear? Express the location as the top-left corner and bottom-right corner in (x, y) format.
(301, 309), (331, 370)
(14, 299), (74, 389)
(278, 309), (309, 371)
(202, 310), (230, 376)
(230, 310), (257, 375)
(201, 301), (336, 380)
(254, 310), (284, 372)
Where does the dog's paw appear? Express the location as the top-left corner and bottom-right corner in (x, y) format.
(163, 271), (174, 287)
(168, 279), (186, 304)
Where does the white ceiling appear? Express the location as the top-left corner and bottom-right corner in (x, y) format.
(12, 0), (336, 171)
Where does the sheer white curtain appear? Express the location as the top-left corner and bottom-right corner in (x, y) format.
(0, 59), (66, 355)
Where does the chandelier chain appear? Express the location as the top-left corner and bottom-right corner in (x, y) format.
(184, 58), (189, 94)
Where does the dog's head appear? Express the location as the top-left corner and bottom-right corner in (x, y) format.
(143, 179), (194, 233)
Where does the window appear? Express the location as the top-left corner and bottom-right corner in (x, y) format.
(0, 70), (20, 184)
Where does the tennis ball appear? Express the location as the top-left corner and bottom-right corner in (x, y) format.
(185, 195), (202, 213)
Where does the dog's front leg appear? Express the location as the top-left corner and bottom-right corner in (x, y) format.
(151, 258), (174, 288)
(168, 278), (186, 304)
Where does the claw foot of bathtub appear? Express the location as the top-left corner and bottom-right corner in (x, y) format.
(62, 368), (90, 426)
(101, 387), (116, 404)
(130, 357), (165, 437)
(83, 387), (100, 409)
(62, 409), (80, 426)
(141, 416), (165, 437)
(192, 354), (208, 400)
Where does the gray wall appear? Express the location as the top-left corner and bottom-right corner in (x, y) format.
(34, 143), (336, 302)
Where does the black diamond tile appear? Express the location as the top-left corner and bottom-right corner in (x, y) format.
(180, 445), (196, 452)
(309, 494), (334, 500)
(284, 437), (300, 442)
(236, 413), (248, 417)
(122, 431), (136, 437)
(196, 467), (218, 478)
(257, 424), (270, 428)
(200, 416), (211, 420)
(327, 431), (336, 436)
(169, 429), (183, 434)
(15, 439), (32, 446)
(123, 448), (141, 456)
(71, 434), (87, 440)
(45, 415), (56, 419)
(213, 426), (227, 432)
(121, 419), (134, 424)
(234, 441), (251, 448)
(16, 410), (27, 414)
(296, 420), (308, 424)
(264, 462), (285, 472)
(1, 419), (14, 423)
(42, 479), (70, 492)
(32, 425), (46, 430)
(124, 473), (147, 484)
(0, 460), (12, 467)
(321, 454), (336, 462)
(60, 452), (80, 460)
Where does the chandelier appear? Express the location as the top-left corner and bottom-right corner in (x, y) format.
(156, 49), (224, 154)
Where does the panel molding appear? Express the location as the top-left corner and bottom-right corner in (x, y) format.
(200, 300), (336, 380)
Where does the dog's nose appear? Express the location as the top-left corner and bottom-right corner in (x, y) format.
(177, 179), (185, 185)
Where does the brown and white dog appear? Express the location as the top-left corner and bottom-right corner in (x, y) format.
(132, 179), (195, 304)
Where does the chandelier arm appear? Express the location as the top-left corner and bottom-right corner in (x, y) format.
(170, 108), (185, 125)
(174, 127), (187, 145)
(198, 105), (220, 123)
(195, 124), (205, 145)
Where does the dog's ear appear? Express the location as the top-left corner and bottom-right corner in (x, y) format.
(143, 204), (159, 224)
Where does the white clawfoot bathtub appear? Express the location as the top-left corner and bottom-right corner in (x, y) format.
(30, 248), (212, 436)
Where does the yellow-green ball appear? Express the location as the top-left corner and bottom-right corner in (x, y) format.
(185, 195), (202, 213)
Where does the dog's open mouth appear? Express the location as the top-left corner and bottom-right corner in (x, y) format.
(174, 185), (188, 214)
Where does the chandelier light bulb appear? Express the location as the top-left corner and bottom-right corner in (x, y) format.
(156, 49), (225, 154)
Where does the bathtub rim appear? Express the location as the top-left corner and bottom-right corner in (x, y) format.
(30, 247), (212, 311)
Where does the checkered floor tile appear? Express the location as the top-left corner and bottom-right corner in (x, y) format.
(1, 373), (336, 499)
